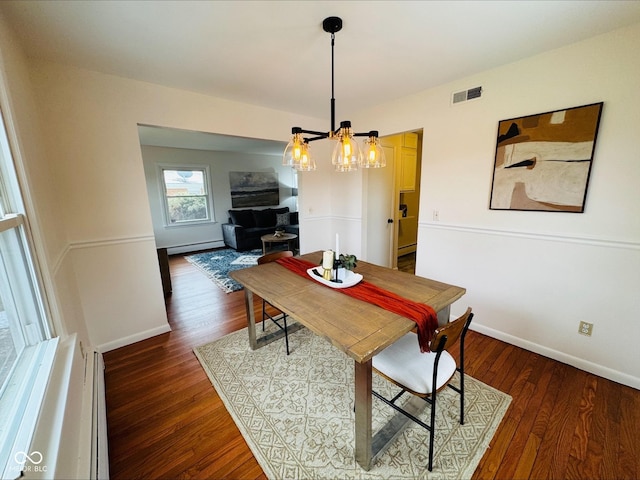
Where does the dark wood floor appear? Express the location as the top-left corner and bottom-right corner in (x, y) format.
(397, 252), (416, 273)
(104, 253), (639, 479)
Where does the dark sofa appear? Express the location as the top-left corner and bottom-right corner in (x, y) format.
(222, 207), (299, 251)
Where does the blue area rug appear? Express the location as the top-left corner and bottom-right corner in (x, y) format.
(184, 248), (262, 293)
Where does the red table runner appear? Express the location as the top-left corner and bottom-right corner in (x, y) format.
(276, 256), (438, 353)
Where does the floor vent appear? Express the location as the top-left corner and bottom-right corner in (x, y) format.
(452, 86), (483, 104)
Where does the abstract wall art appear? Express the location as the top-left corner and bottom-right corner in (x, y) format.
(489, 102), (603, 212)
(229, 171), (279, 208)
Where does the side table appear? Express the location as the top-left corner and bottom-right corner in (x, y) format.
(260, 233), (298, 254)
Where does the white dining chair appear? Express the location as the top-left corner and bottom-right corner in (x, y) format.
(372, 307), (474, 471)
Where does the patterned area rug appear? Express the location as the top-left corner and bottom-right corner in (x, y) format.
(194, 325), (512, 479)
(184, 248), (262, 293)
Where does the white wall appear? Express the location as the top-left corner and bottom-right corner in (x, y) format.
(295, 139), (366, 258)
(0, 14), (92, 480)
(141, 145), (296, 253)
(26, 59), (326, 351)
(353, 23), (640, 388)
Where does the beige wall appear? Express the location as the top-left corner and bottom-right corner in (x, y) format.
(26, 60), (327, 351)
(0, 13), (92, 479)
(353, 23), (640, 387)
(0, 12), (88, 344)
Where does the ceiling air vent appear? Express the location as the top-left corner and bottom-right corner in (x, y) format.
(452, 86), (483, 105)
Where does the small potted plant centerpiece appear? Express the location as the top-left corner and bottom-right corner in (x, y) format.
(335, 253), (357, 281)
(313, 251), (362, 286)
(337, 253), (357, 271)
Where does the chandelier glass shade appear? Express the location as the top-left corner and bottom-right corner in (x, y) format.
(283, 17), (385, 172)
(283, 130), (316, 171)
(332, 121), (361, 172)
(361, 132), (386, 168)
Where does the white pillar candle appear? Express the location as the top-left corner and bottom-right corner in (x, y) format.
(335, 233), (340, 259)
(322, 250), (334, 269)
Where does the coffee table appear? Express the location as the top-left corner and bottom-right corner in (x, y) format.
(260, 232), (298, 254)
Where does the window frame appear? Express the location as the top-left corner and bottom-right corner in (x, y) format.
(158, 165), (215, 227)
(0, 107), (56, 477)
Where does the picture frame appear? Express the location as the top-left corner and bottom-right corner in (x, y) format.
(489, 102), (603, 212)
(229, 171), (279, 208)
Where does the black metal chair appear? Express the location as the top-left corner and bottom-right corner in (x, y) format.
(257, 250), (294, 355)
(372, 307), (473, 471)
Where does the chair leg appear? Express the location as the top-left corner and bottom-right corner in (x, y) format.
(428, 392), (436, 471)
(262, 299), (291, 354)
(459, 331), (466, 424)
(459, 313), (470, 424)
(460, 368), (465, 425)
(283, 314), (289, 355)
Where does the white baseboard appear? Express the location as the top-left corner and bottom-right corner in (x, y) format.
(167, 240), (225, 255)
(96, 324), (172, 353)
(470, 322), (640, 390)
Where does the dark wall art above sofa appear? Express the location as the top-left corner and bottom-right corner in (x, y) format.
(229, 171), (279, 208)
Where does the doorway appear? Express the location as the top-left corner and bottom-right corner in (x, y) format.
(366, 129), (422, 271)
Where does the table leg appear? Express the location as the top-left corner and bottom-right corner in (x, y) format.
(244, 287), (305, 350)
(437, 305), (451, 326)
(354, 359), (373, 471)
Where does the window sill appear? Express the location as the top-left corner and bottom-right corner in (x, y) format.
(164, 219), (216, 228)
(1, 337), (59, 479)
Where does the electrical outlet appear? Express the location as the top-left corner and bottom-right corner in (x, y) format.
(578, 321), (593, 336)
(433, 210), (439, 221)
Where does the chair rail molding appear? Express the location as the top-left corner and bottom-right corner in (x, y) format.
(69, 234), (157, 251)
(421, 222), (640, 250)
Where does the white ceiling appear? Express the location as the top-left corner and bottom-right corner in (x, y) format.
(3, 0), (640, 152)
(137, 124), (287, 155)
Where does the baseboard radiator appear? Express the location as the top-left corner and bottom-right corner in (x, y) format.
(91, 351), (109, 479)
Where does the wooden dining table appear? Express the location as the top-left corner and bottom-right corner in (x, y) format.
(230, 251), (466, 471)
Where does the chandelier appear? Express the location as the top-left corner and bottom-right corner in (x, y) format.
(283, 17), (386, 172)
